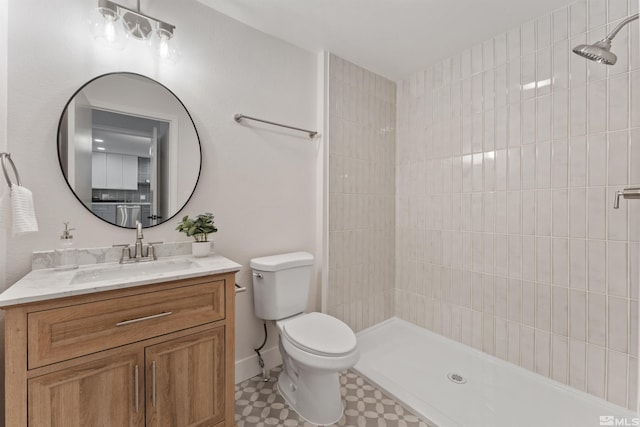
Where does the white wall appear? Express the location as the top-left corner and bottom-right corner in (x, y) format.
(4, 0), (318, 397)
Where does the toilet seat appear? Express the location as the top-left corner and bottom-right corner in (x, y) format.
(281, 312), (357, 357)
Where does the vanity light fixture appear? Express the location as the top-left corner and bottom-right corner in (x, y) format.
(91, 0), (178, 61)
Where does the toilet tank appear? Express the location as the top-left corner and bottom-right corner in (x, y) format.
(250, 252), (314, 320)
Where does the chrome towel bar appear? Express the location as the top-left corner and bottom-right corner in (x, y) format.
(1, 152), (21, 188)
(234, 114), (318, 138)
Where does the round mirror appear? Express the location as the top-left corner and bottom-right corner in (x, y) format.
(57, 72), (201, 228)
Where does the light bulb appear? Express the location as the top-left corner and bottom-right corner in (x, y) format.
(89, 4), (126, 50)
(158, 33), (169, 59)
(105, 17), (116, 43)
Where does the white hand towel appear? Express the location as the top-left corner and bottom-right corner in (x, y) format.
(0, 184), (10, 229)
(10, 185), (38, 235)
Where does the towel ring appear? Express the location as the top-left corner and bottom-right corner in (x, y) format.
(1, 153), (22, 188)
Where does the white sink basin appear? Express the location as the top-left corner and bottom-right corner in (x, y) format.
(71, 258), (200, 285)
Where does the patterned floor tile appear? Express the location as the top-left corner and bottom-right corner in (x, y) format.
(235, 366), (437, 427)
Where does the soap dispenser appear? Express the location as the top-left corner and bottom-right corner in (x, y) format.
(54, 222), (78, 271)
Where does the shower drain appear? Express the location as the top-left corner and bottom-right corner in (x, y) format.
(447, 372), (467, 384)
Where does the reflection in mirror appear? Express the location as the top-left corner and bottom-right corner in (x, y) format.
(58, 73), (201, 228)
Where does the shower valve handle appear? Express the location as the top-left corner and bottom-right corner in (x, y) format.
(613, 187), (640, 209)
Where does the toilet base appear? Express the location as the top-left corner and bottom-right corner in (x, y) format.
(277, 367), (344, 426)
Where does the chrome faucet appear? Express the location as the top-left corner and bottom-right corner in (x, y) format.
(134, 220), (144, 259)
(113, 221), (162, 263)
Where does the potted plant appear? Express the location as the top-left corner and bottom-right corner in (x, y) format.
(176, 212), (218, 257)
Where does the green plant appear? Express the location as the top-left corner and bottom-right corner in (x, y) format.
(176, 212), (218, 242)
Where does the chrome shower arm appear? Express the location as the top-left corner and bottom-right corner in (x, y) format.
(606, 12), (639, 41)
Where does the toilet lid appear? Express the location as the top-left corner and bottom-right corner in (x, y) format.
(282, 312), (357, 357)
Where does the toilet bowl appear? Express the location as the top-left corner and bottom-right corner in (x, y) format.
(275, 312), (359, 425)
(250, 252), (359, 425)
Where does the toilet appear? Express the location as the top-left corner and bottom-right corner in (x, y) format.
(251, 251), (359, 425)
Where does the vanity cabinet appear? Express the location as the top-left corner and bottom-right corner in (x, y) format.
(4, 272), (237, 427)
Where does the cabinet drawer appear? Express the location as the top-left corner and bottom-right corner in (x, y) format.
(28, 281), (225, 369)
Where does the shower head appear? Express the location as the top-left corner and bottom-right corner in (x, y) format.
(572, 38), (617, 65)
(572, 12), (638, 65)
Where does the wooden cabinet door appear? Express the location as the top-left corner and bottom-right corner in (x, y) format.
(145, 327), (225, 427)
(28, 351), (144, 427)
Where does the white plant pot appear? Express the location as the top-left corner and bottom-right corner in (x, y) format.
(192, 241), (211, 257)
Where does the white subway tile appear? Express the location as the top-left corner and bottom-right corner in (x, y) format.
(508, 60), (522, 105)
(509, 104), (521, 146)
(587, 187), (606, 239)
(570, 290), (587, 341)
(552, 140), (568, 188)
(552, 335), (569, 383)
(508, 278), (522, 322)
(507, 28), (521, 61)
(570, 85), (587, 137)
(607, 350), (629, 408)
(553, 7), (569, 43)
(569, 1), (587, 36)
(537, 236), (552, 284)
(569, 188), (587, 238)
(609, 74), (629, 131)
(507, 187), (521, 229)
(589, 0), (607, 29)
(608, 296), (629, 353)
(552, 285), (569, 336)
(588, 80), (607, 135)
(588, 240), (607, 293)
(569, 137), (587, 187)
(537, 189), (552, 237)
(569, 339), (587, 391)
(508, 321), (521, 365)
(553, 89), (569, 140)
(588, 133), (607, 186)
(537, 94), (552, 143)
(522, 144), (536, 189)
(522, 235), (536, 282)
(495, 33), (507, 66)
(521, 325), (535, 371)
(553, 190), (569, 237)
(607, 131), (629, 186)
(521, 20), (536, 53)
(570, 239), (587, 290)
(630, 356), (639, 410)
(631, 71), (640, 129)
(537, 141), (552, 188)
(608, 0), (629, 23)
(607, 241), (628, 297)
(495, 317), (508, 360)
(536, 283), (552, 331)
(522, 281), (536, 327)
(535, 329), (551, 377)
(521, 55), (536, 101)
(522, 190), (536, 235)
(552, 238), (569, 287)
(587, 344), (606, 399)
(588, 292), (607, 347)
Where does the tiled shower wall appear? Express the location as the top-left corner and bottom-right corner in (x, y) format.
(396, 0), (639, 409)
(327, 54), (396, 332)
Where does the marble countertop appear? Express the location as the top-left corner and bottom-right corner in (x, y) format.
(0, 253), (242, 307)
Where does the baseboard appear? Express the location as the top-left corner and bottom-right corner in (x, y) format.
(235, 345), (282, 384)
